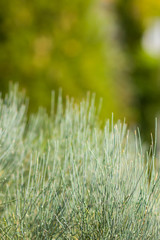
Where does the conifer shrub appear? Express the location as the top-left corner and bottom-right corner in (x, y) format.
(0, 85), (160, 239)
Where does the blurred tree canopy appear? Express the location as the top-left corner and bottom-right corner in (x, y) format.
(0, 0), (160, 139)
(0, 0), (134, 122)
(114, 0), (160, 140)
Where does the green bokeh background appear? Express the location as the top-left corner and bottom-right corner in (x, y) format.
(0, 0), (160, 141)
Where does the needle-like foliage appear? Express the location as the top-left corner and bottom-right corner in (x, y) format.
(0, 86), (160, 239)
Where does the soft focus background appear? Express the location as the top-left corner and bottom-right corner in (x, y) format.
(0, 0), (160, 142)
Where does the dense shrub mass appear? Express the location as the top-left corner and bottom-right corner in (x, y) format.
(0, 86), (160, 239)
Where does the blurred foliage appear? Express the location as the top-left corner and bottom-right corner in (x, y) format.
(0, 0), (160, 140)
(114, 0), (160, 141)
(132, 0), (160, 22)
(0, 0), (134, 122)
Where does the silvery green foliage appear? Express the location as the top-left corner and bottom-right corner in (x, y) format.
(0, 87), (160, 239)
(0, 86), (26, 173)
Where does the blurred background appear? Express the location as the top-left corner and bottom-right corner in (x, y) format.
(0, 0), (160, 142)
